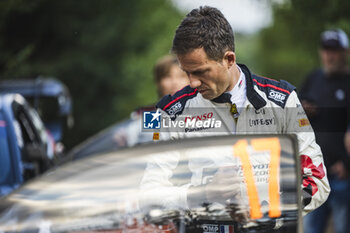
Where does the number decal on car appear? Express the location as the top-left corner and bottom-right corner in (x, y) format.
(233, 137), (281, 219)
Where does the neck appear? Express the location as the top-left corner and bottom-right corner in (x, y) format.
(225, 63), (240, 92)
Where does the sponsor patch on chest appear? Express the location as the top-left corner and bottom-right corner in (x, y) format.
(249, 118), (275, 127)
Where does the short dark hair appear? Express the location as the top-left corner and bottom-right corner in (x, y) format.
(172, 6), (235, 61)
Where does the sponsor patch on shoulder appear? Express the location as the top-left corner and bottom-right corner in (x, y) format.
(268, 89), (286, 104)
(298, 118), (310, 127)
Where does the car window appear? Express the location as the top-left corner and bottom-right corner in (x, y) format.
(12, 102), (39, 145)
(139, 136), (300, 232)
(27, 107), (48, 144)
(0, 135), (301, 233)
(12, 119), (24, 148)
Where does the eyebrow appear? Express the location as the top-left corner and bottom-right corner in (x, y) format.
(183, 68), (210, 75)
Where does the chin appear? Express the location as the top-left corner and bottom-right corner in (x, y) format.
(201, 93), (215, 100)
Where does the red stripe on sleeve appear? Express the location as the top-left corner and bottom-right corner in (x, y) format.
(253, 79), (291, 94)
(163, 89), (198, 110)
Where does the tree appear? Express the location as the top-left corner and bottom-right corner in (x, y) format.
(255, 0), (350, 86)
(0, 0), (183, 148)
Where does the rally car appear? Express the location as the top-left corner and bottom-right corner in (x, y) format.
(0, 134), (302, 232)
(0, 94), (56, 196)
(0, 77), (73, 143)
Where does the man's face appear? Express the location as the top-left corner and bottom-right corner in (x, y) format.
(320, 49), (348, 74)
(177, 48), (234, 100)
(158, 64), (189, 96)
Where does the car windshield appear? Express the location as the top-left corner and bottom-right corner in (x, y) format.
(0, 135), (301, 233)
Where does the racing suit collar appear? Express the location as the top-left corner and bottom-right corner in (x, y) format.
(238, 63), (266, 110)
(211, 64), (266, 110)
(211, 92), (232, 103)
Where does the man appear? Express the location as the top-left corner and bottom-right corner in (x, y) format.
(300, 29), (350, 233)
(141, 6), (329, 221)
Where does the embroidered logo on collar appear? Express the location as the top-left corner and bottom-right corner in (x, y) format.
(268, 89), (286, 103)
(167, 102), (182, 116)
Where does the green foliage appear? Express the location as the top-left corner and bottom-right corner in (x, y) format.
(235, 33), (261, 73)
(255, 0), (350, 87)
(0, 0), (183, 148)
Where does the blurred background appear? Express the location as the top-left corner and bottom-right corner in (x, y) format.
(0, 0), (349, 149)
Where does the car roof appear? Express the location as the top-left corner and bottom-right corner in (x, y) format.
(0, 77), (69, 98)
(0, 94), (26, 109)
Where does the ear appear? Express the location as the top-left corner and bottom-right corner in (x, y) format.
(223, 51), (236, 68)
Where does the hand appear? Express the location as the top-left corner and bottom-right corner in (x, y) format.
(205, 166), (250, 222)
(205, 166), (242, 204)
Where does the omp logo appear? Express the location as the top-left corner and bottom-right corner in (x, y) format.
(202, 224), (219, 233)
(143, 110), (161, 129)
(167, 102), (182, 116)
(268, 89), (286, 103)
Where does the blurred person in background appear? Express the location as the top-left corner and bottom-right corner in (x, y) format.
(154, 55), (189, 98)
(300, 29), (350, 233)
(114, 55), (189, 147)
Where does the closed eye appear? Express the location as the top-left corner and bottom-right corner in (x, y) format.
(191, 69), (209, 76)
(192, 70), (205, 76)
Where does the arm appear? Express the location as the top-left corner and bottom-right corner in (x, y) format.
(285, 91), (330, 215)
(139, 150), (191, 211)
(140, 109), (189, 210)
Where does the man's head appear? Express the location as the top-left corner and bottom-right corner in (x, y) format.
(154, 55), (189, 97)
(319, 29), (349, 75)
(172, 6), (235, 61)
(171, 6), (238, 100)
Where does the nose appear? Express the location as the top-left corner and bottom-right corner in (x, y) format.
(188, 74), (201, 89)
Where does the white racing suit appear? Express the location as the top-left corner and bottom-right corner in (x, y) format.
(140, 64), (330, 216)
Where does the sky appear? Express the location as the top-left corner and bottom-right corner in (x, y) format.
(171, 0), (274, 34)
